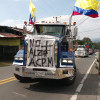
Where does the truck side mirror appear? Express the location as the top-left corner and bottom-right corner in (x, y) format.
(65, 29), (70, 36)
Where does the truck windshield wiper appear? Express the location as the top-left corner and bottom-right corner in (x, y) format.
(42, 32), (55, 35)
(43, 32), (60, 35)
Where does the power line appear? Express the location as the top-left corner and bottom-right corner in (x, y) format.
(79, 32), (100, 40)
(78, 29), (100, 40)
(75, 6), (100, 27)
(79, 27), (100, 33)
(76, 17), (89, 27)
(75, 16), (87, 25)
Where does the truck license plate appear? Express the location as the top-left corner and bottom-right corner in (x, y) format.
(35, 71), (45, 76)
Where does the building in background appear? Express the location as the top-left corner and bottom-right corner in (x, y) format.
(0, 26), (23, 60)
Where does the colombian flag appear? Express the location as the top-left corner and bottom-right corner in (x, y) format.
(72, 0), (100, 18)
(29, 0), (35, 24)
(85, 42), (88, 48)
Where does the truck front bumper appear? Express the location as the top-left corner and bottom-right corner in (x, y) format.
(75, 53), (87, 57)
(13, 65), (75, 79)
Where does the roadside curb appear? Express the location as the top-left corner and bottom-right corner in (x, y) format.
(0, 62), (12, 67)
(97, 76), (100, 100)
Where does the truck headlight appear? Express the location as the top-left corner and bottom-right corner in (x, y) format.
(14, 57), (19, 60)
(62, 59), (67, 63)
(14, 57), (23, 61)
(19, 57), (23, 61)
(62, 59), (73, 64)
(67, 59), (73, 63)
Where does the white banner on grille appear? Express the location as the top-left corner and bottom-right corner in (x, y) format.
(27, 38), (55, 68)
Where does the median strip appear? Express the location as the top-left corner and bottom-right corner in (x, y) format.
(0, 77), (16, 85)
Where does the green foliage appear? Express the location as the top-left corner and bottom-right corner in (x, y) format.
(82, 37), (92, 43)
(92, 42), (100, 49)
(73, 40), (85, 45)
(73, 37), (100, 49)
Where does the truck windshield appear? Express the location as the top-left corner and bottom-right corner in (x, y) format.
(34, 25), (65, 36)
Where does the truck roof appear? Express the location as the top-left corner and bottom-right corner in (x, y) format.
(35, 22), (68, 26)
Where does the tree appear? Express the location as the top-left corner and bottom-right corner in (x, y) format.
(82, 37), (92, 48)
(73, 40), (84, 45)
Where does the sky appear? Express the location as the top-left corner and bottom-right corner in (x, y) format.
(0, 0), (75, 25)
(0, 0), (100, 40)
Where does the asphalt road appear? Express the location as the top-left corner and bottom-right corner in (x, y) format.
(0, 54), (100, 100)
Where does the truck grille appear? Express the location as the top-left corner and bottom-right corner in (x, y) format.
(27, 38), (56, 68)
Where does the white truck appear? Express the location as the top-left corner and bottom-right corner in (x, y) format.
(13, 22), (77, 85)
(74, 45), (88, 57)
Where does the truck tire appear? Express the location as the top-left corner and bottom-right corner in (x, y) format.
(14, 74), (31, 82)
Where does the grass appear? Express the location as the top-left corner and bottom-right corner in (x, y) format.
(0, 61), (12, 67)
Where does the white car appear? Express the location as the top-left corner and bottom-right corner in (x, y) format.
(75, 47), (88, 57)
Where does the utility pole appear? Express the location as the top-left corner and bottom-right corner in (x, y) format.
(53, 16), (61, 23)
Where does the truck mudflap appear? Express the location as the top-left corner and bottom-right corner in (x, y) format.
(13, 65), (75, 79)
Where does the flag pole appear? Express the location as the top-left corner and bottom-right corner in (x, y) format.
(68, 15), (73, 48)
(69, 15), (72, 36)
(32, 15), (36, 35)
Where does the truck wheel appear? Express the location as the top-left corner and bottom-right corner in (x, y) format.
(62, 67), (76, 85)
(14, 74), (31, 82)
(62, 74), (76, 85)
(67, 75), (76, 85)
(87, 55), (88, 57)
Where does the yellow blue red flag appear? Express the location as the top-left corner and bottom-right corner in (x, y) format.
(85, 42), (88, 48)
(29, 0), (35, 24)
(72, 0), (100, 18)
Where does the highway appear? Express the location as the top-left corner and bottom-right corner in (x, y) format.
(0, 54), (100, 100)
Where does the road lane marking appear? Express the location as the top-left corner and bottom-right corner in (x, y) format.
(0, 78), (16, 85)
(0, 77), (15, 82)
(76, 84), (83, 92)
(70, 93), (78, 100)
(12, 92), (26, 98)
(0, 77), (16, 85)
(70, 59), (96, 100)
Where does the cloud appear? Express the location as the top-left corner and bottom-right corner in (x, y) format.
(0, 19), (34, 32)
(0, 19), (24, 28)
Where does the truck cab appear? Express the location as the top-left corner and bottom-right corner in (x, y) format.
(13, 22), (76, 85)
